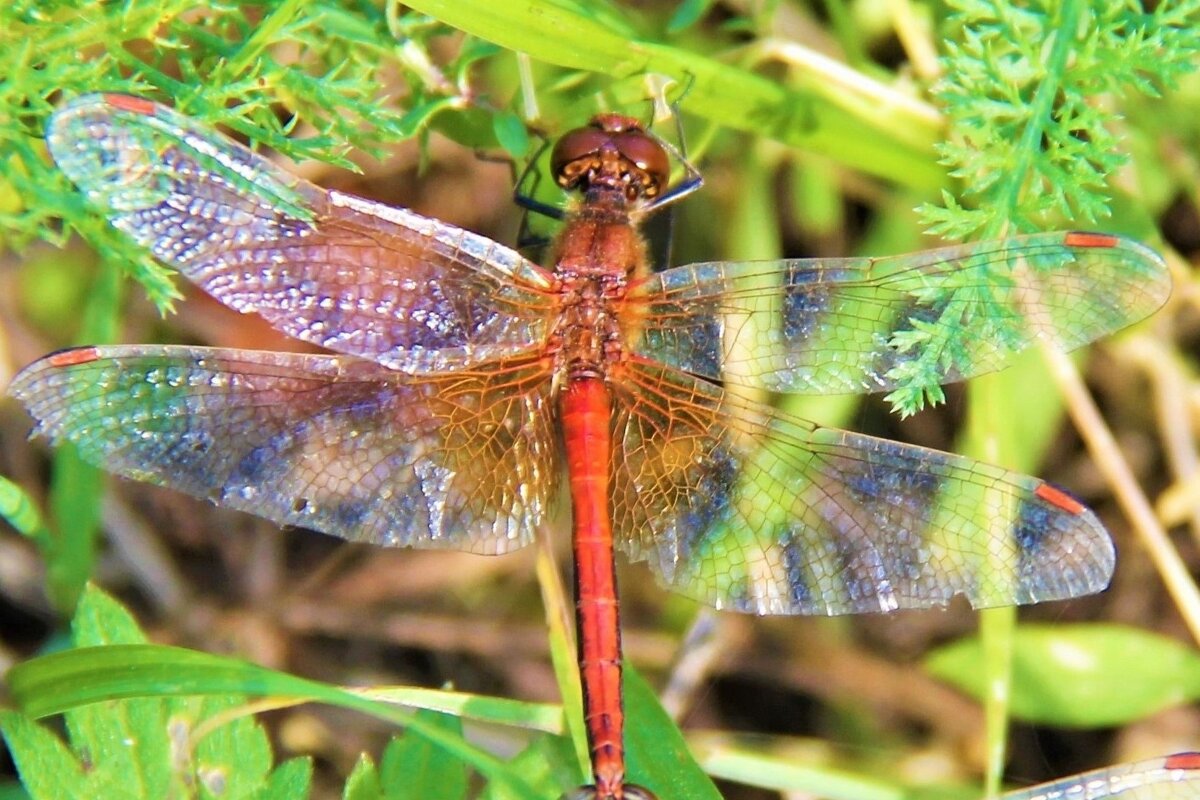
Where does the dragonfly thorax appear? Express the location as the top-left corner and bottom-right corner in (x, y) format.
(548, 127), (652, 380)
(552, 271), (626, 379)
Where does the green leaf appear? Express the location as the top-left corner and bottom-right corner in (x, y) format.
(397, 98), (464, 139)
(485, 735), (580, 799)
(73, 583), (149, 646)
(492, 111), (531, 159)
(6, 589), (564, 797)
(2, 587), (301, 800)
(623, 665), (721, 799)
(343, 754), (383, 800)
(191, 694), (275, 798)
(667, 0), (715, 34)
(432, 107), (510, 150)
(64, 588), (178, 799)
(0, 474), (50, 550)
(921, 0), (1200, 238)
(404, 0), (944, 190)
(926, 624), (1200, 726)
(7, 644), (524, 787)
(254, 758), (313, 800)
(696, 746), (906, 800)
(380, 711), (468, 800)
(0, 710), (91, 800)
(350, 686), (560, 735)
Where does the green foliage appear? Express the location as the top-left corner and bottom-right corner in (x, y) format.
(342, 711), (471, 800)
(905, 5), (1198, 791)
(405, 0), (944, 188)
(0, 0), (499, 311)
(1, 586), (312, 800)
(887, 0), (1200, 414)
(5, 587), (716, 798)
(926, 624), (1200, 727)
(922, 0), (1200, 240)
(380, 710), (469, 799)
(0, 475), (50, 549)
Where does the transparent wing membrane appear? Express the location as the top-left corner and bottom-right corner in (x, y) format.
(47, 94), (559, 374)
(1000, 753), (1200, 800)
(630, 232), (1169, 396)
(10, 346), (558, 554)
(610, 360), (1114, 615)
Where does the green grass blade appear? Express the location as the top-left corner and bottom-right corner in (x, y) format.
(7, 643), (540, 797)
(404, 0), (944, 190)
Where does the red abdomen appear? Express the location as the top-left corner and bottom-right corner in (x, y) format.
(561, 376), (627, 798)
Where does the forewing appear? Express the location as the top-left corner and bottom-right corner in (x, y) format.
(610, 361), (1114, 615)
(47, 94), (557, 372)
(9, 346), (558, 554)
(629, 232), (1169, 394)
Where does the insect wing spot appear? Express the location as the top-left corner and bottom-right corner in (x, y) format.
(47, 346), (102, 368)
(1033, 482), (1086, 516)
(1165, 753), (1200, 770)
(103, 94), (158, 115)
(1062, 231), (1120, 249)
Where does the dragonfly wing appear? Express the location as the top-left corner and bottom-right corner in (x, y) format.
(610, 361), (1113, 615)
(998, 753), (1200, 800)
(47, 94), (558, 373)
(9, 346), (558, 554)
(629, 232), (1169, 394)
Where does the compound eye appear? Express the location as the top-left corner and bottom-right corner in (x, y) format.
(550, 127), (609, 187)
(612, 130), (670, 197)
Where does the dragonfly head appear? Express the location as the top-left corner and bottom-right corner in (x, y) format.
(551, 115), (670, 205)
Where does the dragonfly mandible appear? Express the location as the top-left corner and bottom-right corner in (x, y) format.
(9, 94), (1172, 799)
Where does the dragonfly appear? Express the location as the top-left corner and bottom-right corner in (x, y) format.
(999, 752), (1200, 800)
(9, 94), (1171, 800)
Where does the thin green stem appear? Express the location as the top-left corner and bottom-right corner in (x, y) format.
(981, 0), (1083, 240)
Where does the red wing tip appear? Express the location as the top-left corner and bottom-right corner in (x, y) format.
(103, 94), (157, 114)
(46, 346), (102, 367)
(1063, 231), (1121, 249)
(1034, 482), (1087, 515)
(1165, 752), (1200, 770)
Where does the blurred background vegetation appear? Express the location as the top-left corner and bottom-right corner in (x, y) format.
(0, 1), (1198, 798)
